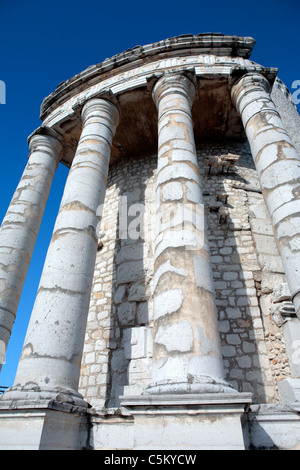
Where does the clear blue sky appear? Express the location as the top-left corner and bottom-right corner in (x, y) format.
(0, 0), (300, 387)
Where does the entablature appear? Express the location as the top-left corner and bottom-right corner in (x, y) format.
(39, 35), (277, 167)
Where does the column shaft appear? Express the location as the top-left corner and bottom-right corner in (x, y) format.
(232, 73), (300, 320)
(6, 97), (119, 404)
(148, 73), (232, 394)
(0, 128), (63, 370)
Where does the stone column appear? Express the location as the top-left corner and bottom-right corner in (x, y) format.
(0, 127), (63, 370)
(148, 73), (232, 394)
(4, 95), (120, 405)
(232, 73), (300, 320)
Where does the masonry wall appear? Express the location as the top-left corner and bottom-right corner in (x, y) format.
(79, 139), (291, 409)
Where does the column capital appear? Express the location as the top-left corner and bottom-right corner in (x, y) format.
(231, 72), (272, 111)
(81, 96), (120, 129)
(28, 124), (64, 145)
(72, 89), (120, 127)
(27, 125), (64, 161)
(151, 71), (197, 110)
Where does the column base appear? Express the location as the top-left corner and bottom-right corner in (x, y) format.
(278, 378), (300, 405)
(245, 404), (300, 450)
(1, 384), (88, 408)
(0, 398), (89, 450)
(120, 392), (252, 450)
(145, 376), (235, 395)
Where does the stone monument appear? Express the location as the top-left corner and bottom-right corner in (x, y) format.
(0, 34), (300, 449)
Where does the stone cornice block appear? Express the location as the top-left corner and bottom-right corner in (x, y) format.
(40, 34), (255, 119)
(71, 89), (120, 118)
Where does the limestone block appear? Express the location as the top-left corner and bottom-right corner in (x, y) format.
(258, 254), (284, 274)
(0, 403), (89, 450)
(114, 285), (127, 304)
(127, 357), (153, 378)
(250, 218), (274, 236)
(136, 302), (149, 324)
(117, 261), (146, 284)
(128, 284), (148, 302)
(283, 318), (300, 377)
(123, 327), (152, 361)
(253, 233), (279, 256)
(273, 282), (291, 303)
(116, 243), (144, 265)
(120, 393), (252, 450)
(111, 349), (127, 373)
(246, 404), (300, 450)
(162, 181), (183, 201)
(90, 414), (134, 450)
(117, 302), (136, 326)
(278, 378), (300, 403)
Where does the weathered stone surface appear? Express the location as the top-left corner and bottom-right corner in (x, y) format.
(148, 73), (231, 395)
(0, 129), (63, 370)
(5, 97), (119, 404)
(3, 34), (300, 450)
(117, 302), (136, 326)
(128, 284), (148, 302)
(120, 393), (252, 450)
(273, 283), (292, 304)
(232, 73), (300, 320)
(117, 261), (146, 284)
(79, 138), (295, 410)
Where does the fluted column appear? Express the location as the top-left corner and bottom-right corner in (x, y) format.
(0, 127), (63, 371)
(148, 73), (233, 394)
(232, 73), (300, 320)
(4, 95), (120, 405)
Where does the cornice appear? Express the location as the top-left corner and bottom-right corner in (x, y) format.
(40, 34), (255, 120)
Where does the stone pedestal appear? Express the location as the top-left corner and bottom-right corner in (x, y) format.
(120, 393), (252, 450)
(0, 399), (89, 450)
(244, 404), (300, 450)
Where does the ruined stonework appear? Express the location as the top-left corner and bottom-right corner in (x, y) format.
(0, 34), (300, 450)
(79, 140), (290, 409)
